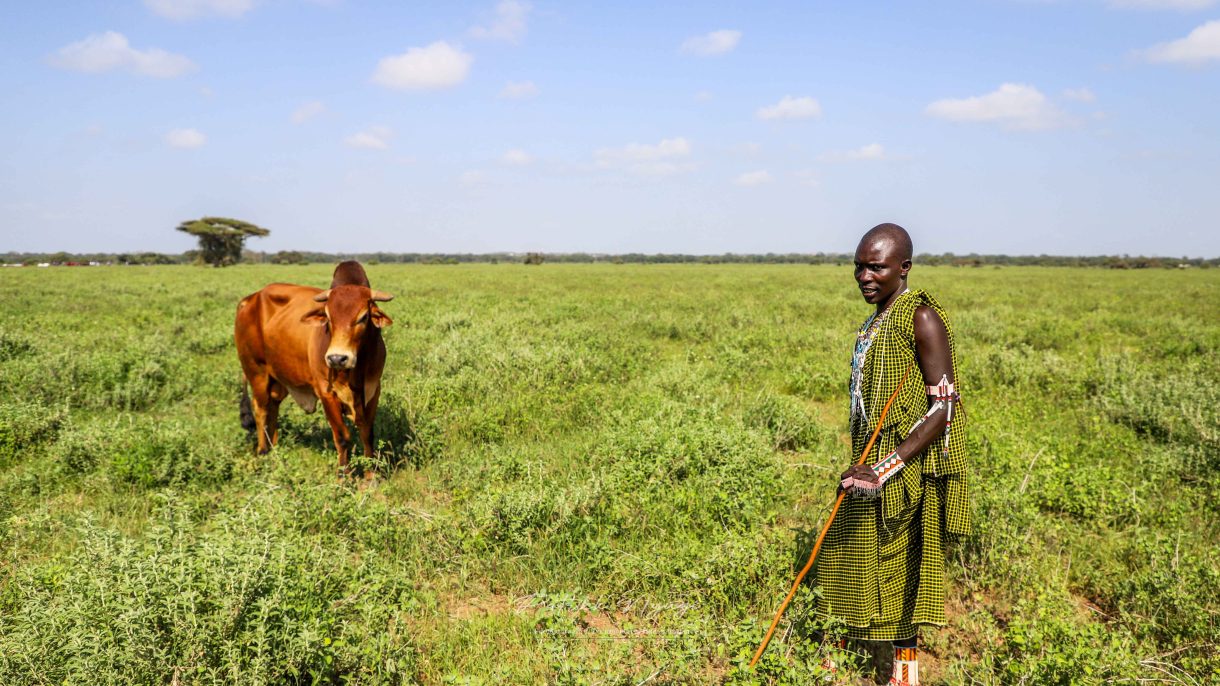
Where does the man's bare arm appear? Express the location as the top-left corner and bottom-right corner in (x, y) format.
(897, 305), (954, 459)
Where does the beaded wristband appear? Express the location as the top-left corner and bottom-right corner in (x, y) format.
(843, 450), (904, 499)
(871, 450), (905, 485)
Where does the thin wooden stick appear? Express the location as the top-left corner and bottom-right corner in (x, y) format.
(749, 363), (915, 669)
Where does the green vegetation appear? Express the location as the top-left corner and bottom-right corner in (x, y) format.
(0, 264), (1216, 684)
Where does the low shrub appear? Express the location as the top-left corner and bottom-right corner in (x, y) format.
(374, 392), (446, 469)
(110, 420), (234, 488)
(462, 479), (613, 557)
(33, 345), (189, 411)
(0, 400), (65, 467)
(596, 408), (783, 531)
(1094, 536), (1220, 648)
(49, 418), (234, 488)
(744, 392), (828, 452)
(998, 598), (1140, 685)
(0, 330), (35, 361)
(0, 496), (420, 685)
(1095, 360), (1219, 458)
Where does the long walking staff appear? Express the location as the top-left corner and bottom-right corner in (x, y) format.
(748, 363), (915, 669)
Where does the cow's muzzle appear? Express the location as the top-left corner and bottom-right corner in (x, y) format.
(326, 352), (356, 370)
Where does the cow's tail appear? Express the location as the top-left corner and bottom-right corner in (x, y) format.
(239, 374), (256, 433)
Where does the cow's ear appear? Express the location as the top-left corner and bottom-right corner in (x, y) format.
(301, 308), (327, 325)
(370, 304), (393, 328)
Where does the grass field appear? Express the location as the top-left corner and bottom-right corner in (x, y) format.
(1, 263), (1217, 685)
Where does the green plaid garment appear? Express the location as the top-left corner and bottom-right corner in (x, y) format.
(813, 289), (971, 641)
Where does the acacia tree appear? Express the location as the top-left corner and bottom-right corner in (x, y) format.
(176, 217), (270, 267)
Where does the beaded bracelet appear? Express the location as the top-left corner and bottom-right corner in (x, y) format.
(842, 450), (905, 499)
(871, 450), (905, 485)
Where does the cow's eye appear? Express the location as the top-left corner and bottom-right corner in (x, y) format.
(357, 313), (368, 325)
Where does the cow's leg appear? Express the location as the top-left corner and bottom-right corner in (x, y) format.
(265, 380), (286, 448)
(348, 389), (379, 481)
(320, 395), (352, 477)
(358, 387), (381, 459)
(248, 375), (274, 455)
(351, 391), (371, 458)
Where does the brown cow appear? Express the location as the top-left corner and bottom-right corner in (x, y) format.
(235, 261), (393, 476)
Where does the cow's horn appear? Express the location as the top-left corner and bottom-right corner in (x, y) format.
(371, 291), (394, 302)
(313, 289), (331, 302)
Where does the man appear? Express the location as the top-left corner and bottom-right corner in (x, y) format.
(815, 223), (970, 685)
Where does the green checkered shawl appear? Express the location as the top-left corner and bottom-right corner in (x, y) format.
(813, 289), (971, 640)
(856, 289), (969, 533)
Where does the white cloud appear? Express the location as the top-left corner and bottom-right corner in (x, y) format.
(756, 95), (822, 120)
(794, 169), (820, 187)
(1108, 0), (1216, 9)
(820, 143), (890, 162)
(49, 31), (196, 78)
(595, 137), (695, 176)
(460, 170), (488, 185)
(291, 100), (326, 124)
(680, 29), (742, 56)
(596, 137), (691, 163)
(470, 0), (531, 43)
(165, 128), (206, 148)
(500, 80), (539, 99)
(734, 170), (772, 187)
(849, 143), (887, 160)
(925, 83), (1069, 131)
(372, 41), (473, 91)
(1062, 87), (1096, 102)
(145, 0), (255, 20)
(694, 90), (713, 102)
(1138, 20), (1220, 64)
(344, 126), (392, 150)
(630, 162), (695, 176)
(501, 149), (533, 165)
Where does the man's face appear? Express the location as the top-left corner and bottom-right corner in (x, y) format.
(854, 239), (910, 305)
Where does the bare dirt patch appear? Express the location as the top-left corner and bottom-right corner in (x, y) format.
(445, 592), (525, 620)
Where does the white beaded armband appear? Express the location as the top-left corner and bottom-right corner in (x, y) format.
(906, 374), (961, 463)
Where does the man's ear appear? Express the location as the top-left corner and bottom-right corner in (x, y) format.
(301, 308), (328, 325)
(370, 304), (393, 328)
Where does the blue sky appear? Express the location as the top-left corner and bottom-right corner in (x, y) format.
(2, 1), (1219, 256)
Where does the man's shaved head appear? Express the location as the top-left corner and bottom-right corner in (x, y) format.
(858, 223), (913, 262)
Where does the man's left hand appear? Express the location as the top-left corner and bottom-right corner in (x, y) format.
(840, 464), (879, 497)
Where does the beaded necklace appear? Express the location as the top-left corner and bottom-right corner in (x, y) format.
(850, 288), (908, 427)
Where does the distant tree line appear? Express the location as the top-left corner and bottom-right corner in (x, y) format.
(3, 250), (1217, 269)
